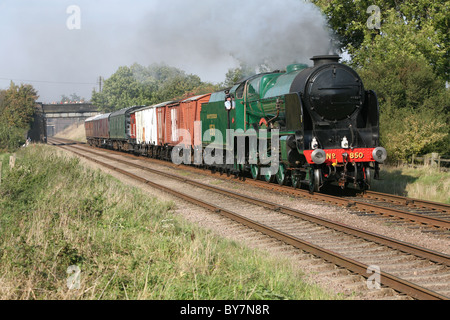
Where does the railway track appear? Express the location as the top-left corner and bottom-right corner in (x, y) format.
(362, 191), (449, 213)
(50, 138), (450, 233)
(48, 138), (450, 300)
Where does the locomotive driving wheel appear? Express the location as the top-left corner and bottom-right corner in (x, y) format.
(359, 166), (372, 191)
(291, 172), (301, 189)
(276, 163), (287, 185)
(250, 164), (260, 180)
(309, 168), (322, 193)
(264, 170), (275, 183)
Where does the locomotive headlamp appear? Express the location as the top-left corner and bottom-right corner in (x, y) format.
(372, 147), (387, 163)
(225, 100), (235, 110)
(311, 137), (319, 150)
(224, 92), (235, 110)
(341, 136), (349, 149)
(311, 149), (326, 165)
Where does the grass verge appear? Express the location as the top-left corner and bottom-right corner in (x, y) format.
(0, 144), (335, 300)
(372, 165), (450, 204)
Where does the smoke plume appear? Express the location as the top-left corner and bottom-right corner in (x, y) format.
(0, 0), (332, 102)
(138, 0), (332, 76)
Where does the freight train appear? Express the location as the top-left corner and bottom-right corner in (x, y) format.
(85, 55), (387, 192)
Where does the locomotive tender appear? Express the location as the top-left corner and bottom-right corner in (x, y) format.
(85, 55), (387, 192)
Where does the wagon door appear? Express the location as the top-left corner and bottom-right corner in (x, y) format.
(136, 110), (143, 144)
(130, 113), (137, 141)
(150, 107), (157, 145)
(157, 107), (165, 145)
(171, 107), (179, 143)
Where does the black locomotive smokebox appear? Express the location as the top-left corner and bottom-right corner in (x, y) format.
(311, 55), (341, 66)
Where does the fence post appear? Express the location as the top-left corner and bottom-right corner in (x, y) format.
(9, 154), (16, 169)
(431, 153), (439, 168)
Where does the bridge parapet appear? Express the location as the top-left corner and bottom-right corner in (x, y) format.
(35, 103), (101, 137)
(41, 103), (100, 118)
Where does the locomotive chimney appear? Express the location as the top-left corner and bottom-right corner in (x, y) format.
(311, 55), (341, 67)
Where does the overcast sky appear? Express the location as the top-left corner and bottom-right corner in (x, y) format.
(0, 0), (331, 103)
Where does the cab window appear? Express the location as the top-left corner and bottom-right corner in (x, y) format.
(235, 82), (245, 99)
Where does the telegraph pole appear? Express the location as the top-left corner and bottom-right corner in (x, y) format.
(98, 76), (103, 92)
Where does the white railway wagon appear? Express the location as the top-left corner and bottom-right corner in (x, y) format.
(135, 106), (158, 146)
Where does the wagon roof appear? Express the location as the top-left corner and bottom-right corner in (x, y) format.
(181, 93), (211, 102)
(88, 113), (111, 121)
(85, 114), (103, 122)
(110, 105), (144, 117)
(131, 101), (176, 114)
(153, 101), (175, 108)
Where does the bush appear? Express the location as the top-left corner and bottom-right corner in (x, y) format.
(380, 107), (448, 162)
(0, 121), (27, 152)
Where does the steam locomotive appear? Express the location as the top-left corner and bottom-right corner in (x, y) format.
(86, 55), (387, 192)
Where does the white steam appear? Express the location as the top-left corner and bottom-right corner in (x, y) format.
(0, 0), (332, 102)
(138, 0), (332, 75)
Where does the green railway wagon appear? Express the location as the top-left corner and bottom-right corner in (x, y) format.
(200, 91), (233, 148)
(109, 106), (142, 151)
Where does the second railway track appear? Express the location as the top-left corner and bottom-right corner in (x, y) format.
(51, 137), (450, 232)
(48, 138), (450, 300)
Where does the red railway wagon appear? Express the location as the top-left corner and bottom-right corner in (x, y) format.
(130, 112), (137, 140)
(155, 101), (173, 146)
(178, 94), (211, 148)
(164, 101), (181, 146)
(157, 94), (212, 148)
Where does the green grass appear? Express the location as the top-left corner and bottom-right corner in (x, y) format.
(371, 165), (450, 204)
(0, 145), (335, 300)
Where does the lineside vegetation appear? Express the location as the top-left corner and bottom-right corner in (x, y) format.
(0, 145), (335, 300)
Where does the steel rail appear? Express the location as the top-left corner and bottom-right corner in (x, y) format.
(362, 190), (450, 213)
(50, 141), (449, 300)
(49, 138), (450, 229)
(66, 142), (450, 267)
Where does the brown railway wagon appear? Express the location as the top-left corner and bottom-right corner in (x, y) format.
(84, 115), (97, 139)
(156, 103), (168, 146)
(157, 94), (212, 148)
(164, 101), (181, 146)
(85, 113), (111, 143)
(179, 94), (211, 148)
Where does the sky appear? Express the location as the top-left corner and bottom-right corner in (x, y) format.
(0, 0), (332, 103)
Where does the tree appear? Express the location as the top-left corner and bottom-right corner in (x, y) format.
(91, 66), (149, 112)
(0, 82), (38, 129)
(152, 74), (203, 102)
(380, 108), (448, 161)
(0, 82), (39, 151)
(91, 63), (216, 112)
(312, 0), (448, 81)
(223, 63), (256, 88)
(312, 0), (449, 161)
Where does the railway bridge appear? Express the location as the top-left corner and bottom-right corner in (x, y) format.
(43, 103), (100, 137)
(28, 103), (100, 142)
